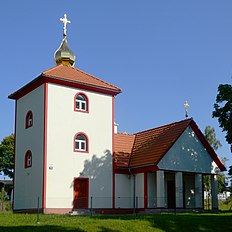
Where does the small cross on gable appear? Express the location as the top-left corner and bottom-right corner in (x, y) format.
(184, 100), (189, 119)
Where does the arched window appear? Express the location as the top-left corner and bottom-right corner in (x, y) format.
(74, 93), (89, 113)
(25, 111), (33, 128)
(74, 133), (88, 152)
(25, 150), (32, 168)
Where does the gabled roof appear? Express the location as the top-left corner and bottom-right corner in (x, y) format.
(9, 64), (121, 100)
(114, 118), (226, 172)
(130, 119), (192, 167)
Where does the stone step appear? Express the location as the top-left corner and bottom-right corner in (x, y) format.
(70, 209), (95, 216)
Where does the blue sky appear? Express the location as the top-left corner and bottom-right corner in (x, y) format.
(1, 0), (232, 174)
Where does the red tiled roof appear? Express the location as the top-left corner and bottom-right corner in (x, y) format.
(114, 119), (226, 172)
(130, 119), (192, 167)
(42, 64), (121, 93)
(9, 64), (121, 99)
(114, 133), (135, 168)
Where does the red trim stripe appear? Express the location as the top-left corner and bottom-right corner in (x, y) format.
(115, 165), (159, 174)
(12, 100), (17, 210)
(189, 120), (226, 171)
(112, 96), (115, 208)
(9, 75), (120, 100)
(43, 82), (48, 210)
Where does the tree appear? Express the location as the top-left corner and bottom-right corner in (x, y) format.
(213, 84), (232, 152)
(204, 126), (226, 193)
(204, 126), (222, 150)
(0, 134), (14, 179)
(0, 187), (6, 202)
(228, 165), (232, 193)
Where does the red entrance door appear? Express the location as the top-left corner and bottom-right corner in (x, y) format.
(73, 178), (89, 209)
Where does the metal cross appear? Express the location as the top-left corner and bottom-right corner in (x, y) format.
(60, 14), (71, 36)
(184, 100), (189, 118)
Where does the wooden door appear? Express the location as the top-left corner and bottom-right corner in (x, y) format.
(167, 181), (176, 209)
(73, 178), (89, 209)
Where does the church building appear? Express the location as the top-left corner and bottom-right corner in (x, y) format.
(9, 15), (225, 214)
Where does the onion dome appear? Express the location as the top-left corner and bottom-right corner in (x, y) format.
(54, 36), (75, 66)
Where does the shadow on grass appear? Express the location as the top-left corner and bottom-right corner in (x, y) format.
(0, 226), (86, 232)
(92, 213), (232, 232)
(150, 214), (232, 232)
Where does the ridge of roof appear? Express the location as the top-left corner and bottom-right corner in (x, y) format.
(134, 118), (192, 136)
(115, 132), (133, 135)
(72, 66), (121, 91)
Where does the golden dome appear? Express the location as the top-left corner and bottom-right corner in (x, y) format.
(54, 36), (75, 66)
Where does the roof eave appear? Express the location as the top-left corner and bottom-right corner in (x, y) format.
(8, 75), (45, 100)
(115, 163), (159, 174)
(42, 74), (122, 96)
(8, 73), (122, 100)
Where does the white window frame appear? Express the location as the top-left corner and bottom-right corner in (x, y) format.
(76, 99), (87, 111)
(75, 93), (88, 112)
(74, 134), (88, 152)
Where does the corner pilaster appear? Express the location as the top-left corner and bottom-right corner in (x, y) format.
(157, 170), (165, 208)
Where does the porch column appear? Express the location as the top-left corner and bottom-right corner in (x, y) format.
(211, 174), (218, 209)
(175, 172), (183, 208)
(157, 170), (165, 208)
(195, 174), (203, 208)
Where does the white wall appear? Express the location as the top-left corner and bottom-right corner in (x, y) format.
(115, 174), (133, 208)
(135, 173), (144, 208)
(14, 85), (44, 210)
(158, 127), (214, 173)
(46, 83), (113, 209)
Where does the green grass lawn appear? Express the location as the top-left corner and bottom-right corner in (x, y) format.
(0, 212), (232, 232)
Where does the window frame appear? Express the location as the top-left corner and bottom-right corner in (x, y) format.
(73, 132), (89, 153)
(25, 110), (33, 129)
(25, 150), (32, 168)
(74, 92), (89, 113)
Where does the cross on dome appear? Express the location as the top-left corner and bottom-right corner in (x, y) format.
(60, 14), (71, 36)
(54, 13), (75, 66)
